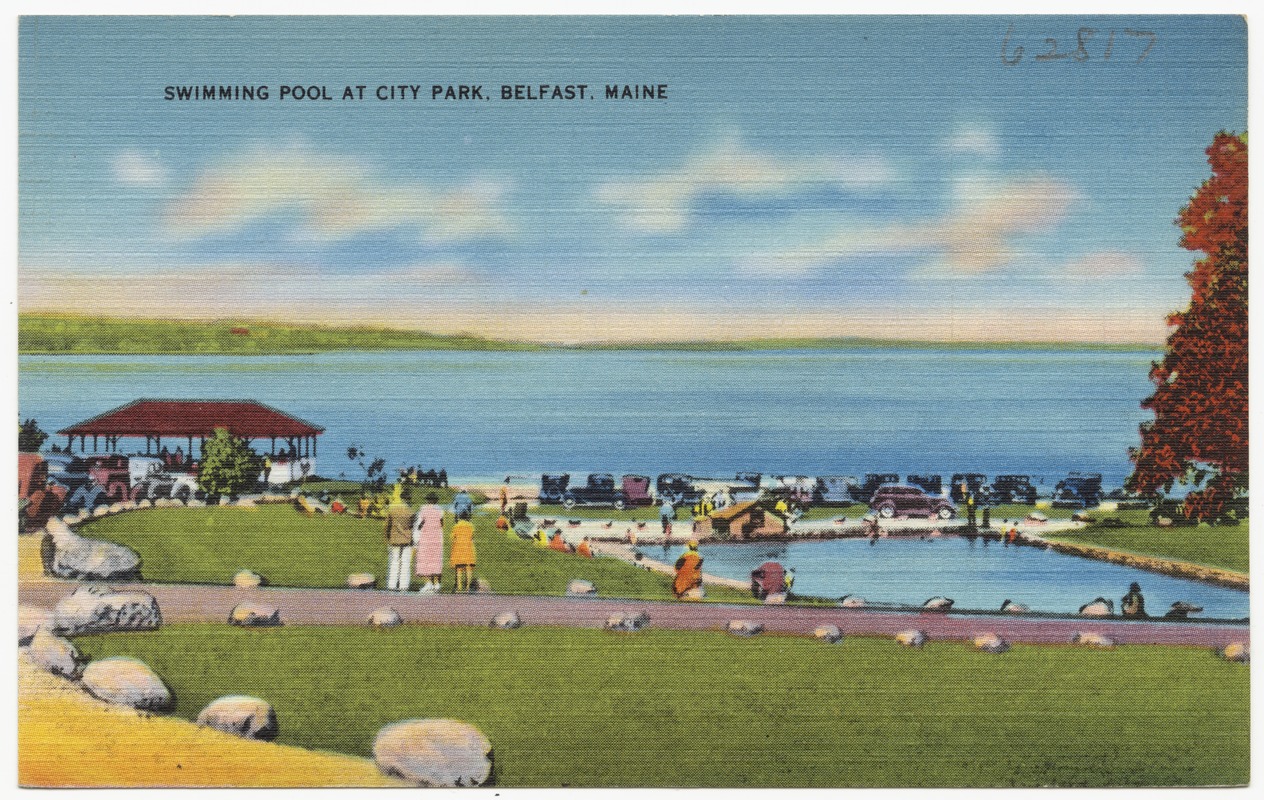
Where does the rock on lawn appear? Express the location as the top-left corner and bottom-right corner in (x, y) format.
(197, 695), (279, 740)
(82, 657), (174, 712)
(52, 585), (162, 637)
(373, 719), (494, 787)
(229, 603), (282, 627)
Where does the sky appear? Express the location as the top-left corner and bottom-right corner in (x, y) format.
(17, 15), (1247, 344)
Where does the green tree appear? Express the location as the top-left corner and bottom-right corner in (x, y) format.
(198, 427), (262, 500)
(18, 418), (49, 452)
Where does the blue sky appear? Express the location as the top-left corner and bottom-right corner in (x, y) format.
(18, 15), (1246, 343)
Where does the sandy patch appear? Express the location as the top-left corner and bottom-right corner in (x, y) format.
(17, 654), (403, 788)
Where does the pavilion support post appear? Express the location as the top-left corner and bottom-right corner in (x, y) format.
(270, 436), (276, 455)
(93, 435), (98, 453)
(188, 435), (193, 454)
(313, 437), (317, 458)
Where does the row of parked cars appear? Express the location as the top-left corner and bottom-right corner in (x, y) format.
(538, 470), (1144, 518)
(18, 451), (206, 527)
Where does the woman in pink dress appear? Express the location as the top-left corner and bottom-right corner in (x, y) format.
(412, 492), (446, 594)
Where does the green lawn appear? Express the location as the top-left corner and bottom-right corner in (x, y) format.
(76, 505), (750, 602)
(1045, 523), (1250, 574)
(74, 624), (1249, 787)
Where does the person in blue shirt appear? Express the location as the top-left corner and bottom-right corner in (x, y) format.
(452, 488), (474, 520)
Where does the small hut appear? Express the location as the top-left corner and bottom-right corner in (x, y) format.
(698, 500), (786, 539)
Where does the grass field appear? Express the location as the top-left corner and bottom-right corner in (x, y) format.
(1045, 524), (1250, 574)
(76, 505), (750, 601)
(73, 624), (1249, 787)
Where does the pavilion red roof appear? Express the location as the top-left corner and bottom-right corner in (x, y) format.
(58, 399), (324, 439)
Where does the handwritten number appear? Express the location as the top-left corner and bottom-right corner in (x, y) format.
(1001, 23), (1023, 66)
(1034, 37), (1069, 61)
(1124, 29), (1156, 62)
(1074, 27), (1095, 62)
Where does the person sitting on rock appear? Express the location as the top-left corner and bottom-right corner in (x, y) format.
(576, 536), (593, 558)
(673, 540), (704, 599)
(549, 531), (573, 553)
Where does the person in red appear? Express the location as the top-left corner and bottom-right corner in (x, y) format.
(576, 537), (593, 558)
(549, 531), (573, 553)
(673, 540), (703, 599)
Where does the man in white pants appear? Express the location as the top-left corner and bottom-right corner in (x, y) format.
(383, 483), (414, 592)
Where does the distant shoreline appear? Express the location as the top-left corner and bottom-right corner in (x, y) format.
(19, 314), (1162, 356)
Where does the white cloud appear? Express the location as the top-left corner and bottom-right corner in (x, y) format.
(946, 124), (1001, 158)
(744, 172), (1078, 275)
(594, 138), (896, 233)
(1063, 251), (1145, 277)
(112, 150), (168, 187)
(164, 146), (512, 242)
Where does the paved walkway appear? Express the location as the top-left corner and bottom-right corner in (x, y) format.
(19, 578), (1249, 648)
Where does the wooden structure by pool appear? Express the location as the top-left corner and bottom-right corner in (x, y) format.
(698, 500), (787, 539)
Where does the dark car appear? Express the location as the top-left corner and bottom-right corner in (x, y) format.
(539, 473), (570, 504)
(656, 473), (706, 507)
(906, 474), (943, 496)
(1052, 472), (1103, 509)
(1103, 487), (1153, 511)
(990, 475), (1037, 505)
(771, 475), (816, 506)
(42, 452), (110, 512)
(950, 473), (991, 505)
(870, 485), (956, 520)
(621, 474), (653, 506)
(853, 473), (900, 504)
(813, 475), (857, 506)
(562, 473), (626, 509)
(730, 472), (764, 503)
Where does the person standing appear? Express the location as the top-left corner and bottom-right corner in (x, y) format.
(1122, 582), (1147, 617)
(450, 514), (477, 593)
(452, 487), (474, 520)
(383, 483), (414, 592)
(412, 492), (445, 594)
(659, 497), (674, 538)
(499, 477), (511, 514)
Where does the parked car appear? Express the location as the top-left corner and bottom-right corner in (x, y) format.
(813, 475), (857, 506)
(990, 475), (1037, 505)
(730, 472), (764, 503)
(539, 473), (570, 504)
(853, 473), (900, 504)
(84, 454), (132, 505)
(18, 452), (68, 531)
(950, 473), (991, 505)
(562, 473), (626, 509)
(1103, 487), (1153, 511)
(1051, 472), (1103, 509)
(621, 474), (653, 506)
(128, 456), (204, 502)
(771, 475), (816, 506)
(42, 452), (110, 512)
(870, 485), (956, 520)
(656, 473), (706, 507)
(905, 474), (943, 496)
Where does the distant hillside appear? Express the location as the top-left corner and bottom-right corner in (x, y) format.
(18, 314), (542, 355)
(18, 314), (1156, 355)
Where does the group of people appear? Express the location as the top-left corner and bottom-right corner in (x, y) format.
(382, 484), (478, 594)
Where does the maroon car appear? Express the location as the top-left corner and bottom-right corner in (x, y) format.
(870, 485), (956, 520)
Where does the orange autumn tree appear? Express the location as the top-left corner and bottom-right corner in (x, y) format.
(1128, 132), (1247, 523)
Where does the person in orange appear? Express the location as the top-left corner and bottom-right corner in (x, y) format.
(576, 536), (593, 558)
(549, 531), (573, 553)
(673, 540), (704, 599)
(449, 514), (477, 593)
(499, 477), (511, 514)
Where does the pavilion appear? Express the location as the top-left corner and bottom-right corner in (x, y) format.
(56, 399), (324, 461)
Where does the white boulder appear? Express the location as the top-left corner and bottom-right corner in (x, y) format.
(44, 518), (142, 581)
(1079, 598), (1114, 616)
(52, 585), (162, 636)
(1000, 599), (1029, 614)
(370, 607), (403, 628)
(229, 603), (282, 627)
(972, 633), (1010, 654)
(373, 719), (494, 787)
(81, 657), (174, 712)
(489, 611), (521, 630)
(763, 592), (787, 605)
(726, 620), (763, 637)
(1072, 631), (1116, 648)
(27, 628), (86, 679)
(1221, 642), (1250, 663)
(233, 570), (265, 588)
(895, 629), (926, 648)
(838, 595), (866, 608)
(922, 596), (954, 612)
(19, 604), (51, 645)
(347, 573), (376, 590)
(604, 611), (650, 632)
(566, 579), (597, 597)
(197, 695), (278, 740)
(813, 625), (843, 644)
